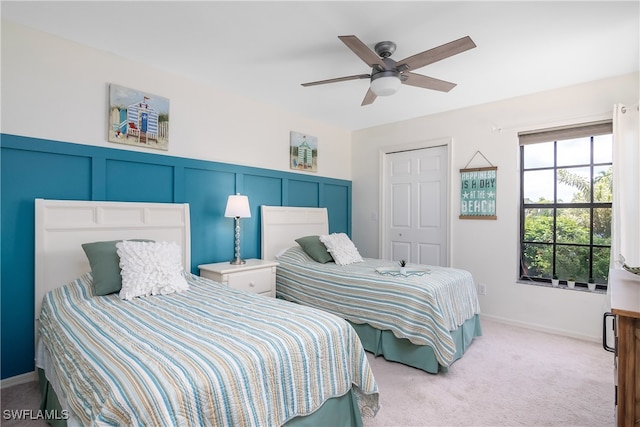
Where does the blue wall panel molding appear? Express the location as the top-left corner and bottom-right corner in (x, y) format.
(0, 133), (351, 380)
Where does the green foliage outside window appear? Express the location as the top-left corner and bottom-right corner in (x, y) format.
(522, 166), (612, 285)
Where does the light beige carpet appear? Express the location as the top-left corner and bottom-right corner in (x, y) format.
(1, 318), (614, 426)
(363, 317), (614, 427)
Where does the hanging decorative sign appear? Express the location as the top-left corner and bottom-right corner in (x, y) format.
(459, 151), (497, 220)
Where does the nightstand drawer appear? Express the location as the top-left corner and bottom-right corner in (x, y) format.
(198, 259), (278, 297)
(227, 269), (273, 294)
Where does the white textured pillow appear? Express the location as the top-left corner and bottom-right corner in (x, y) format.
(319, 233), (363, 266)
(116, 240), (189, 300)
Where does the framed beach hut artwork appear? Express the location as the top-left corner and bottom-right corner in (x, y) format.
(108, 84), (170, 151)
(290, 131), (317, 172)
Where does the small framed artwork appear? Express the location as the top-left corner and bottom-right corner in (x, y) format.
(290, 131), (317, 172)
(108, 84), (170, 151)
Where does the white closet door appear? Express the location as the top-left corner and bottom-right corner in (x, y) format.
(383, 145), (448, 266)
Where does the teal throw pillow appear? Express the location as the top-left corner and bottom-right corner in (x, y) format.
(295, 235), (334, 263)
(81, 239), (152, 296)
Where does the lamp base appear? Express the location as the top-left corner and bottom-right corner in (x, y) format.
(230, 216), (246, 265)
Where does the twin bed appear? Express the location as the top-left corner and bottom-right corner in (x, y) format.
(35, 199), (378, 426)
(35, 199), (481, 426)
(261, 206), (482, 374)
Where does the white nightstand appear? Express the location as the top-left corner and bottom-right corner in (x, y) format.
(198, 259), (279, 298)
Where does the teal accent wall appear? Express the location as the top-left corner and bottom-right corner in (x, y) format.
(0, 134), (352, 379)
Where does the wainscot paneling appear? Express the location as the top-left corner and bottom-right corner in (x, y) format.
(0, 133), (351, 380)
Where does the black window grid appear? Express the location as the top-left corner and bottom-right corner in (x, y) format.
(519, 136), (612, 290)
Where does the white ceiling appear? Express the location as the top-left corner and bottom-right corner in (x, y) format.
(2, 1), (639, 131)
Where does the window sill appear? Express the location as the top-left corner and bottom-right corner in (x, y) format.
(517, 280), (607, 294)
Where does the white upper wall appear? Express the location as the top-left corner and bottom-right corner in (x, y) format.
(352, 72), (639, 341)
(0, 21), (352, 181)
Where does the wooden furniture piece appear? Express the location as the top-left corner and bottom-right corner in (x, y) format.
(198, 259), (278, 297)
(608, 268), (640, 426)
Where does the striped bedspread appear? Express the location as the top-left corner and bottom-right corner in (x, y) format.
(276, 246), (481, 367)
(38, 272), (379, 426)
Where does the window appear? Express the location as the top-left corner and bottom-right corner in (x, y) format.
(519, 121), (613, 290)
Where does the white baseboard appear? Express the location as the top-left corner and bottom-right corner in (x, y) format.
(480, 313), (600, 343)
(1, 370), (37, 389)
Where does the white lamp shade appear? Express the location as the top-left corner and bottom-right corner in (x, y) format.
(370, 75), (401, 96)
(224, 194), (251, 218)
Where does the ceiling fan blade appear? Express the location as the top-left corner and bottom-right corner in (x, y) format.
(301, 74), (370, 87)
(361, 88), (377, 106)
(402, 72), (457, 92)
(338, 35), (386, 69)
(396, 36), (476, 71)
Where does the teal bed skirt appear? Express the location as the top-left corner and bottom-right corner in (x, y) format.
(348, 314), (482, 373)
(38, 369), (363, 427)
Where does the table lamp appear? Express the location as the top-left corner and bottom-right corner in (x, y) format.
(224, 193), (251, 264)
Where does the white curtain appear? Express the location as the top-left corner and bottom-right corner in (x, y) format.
(604, 104), (638, 341)
(611, 102), (640, 269)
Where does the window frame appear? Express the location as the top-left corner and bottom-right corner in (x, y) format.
(518, 121), (613, 291)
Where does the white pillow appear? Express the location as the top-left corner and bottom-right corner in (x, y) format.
(319, 233), (363, 266)
(116, 240), (189, 300)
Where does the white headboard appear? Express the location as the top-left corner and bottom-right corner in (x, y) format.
(261, 206), (328, 260)
(34, 199), (191, 318)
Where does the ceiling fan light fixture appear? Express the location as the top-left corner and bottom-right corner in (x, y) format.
(370, 71), (401, 96)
